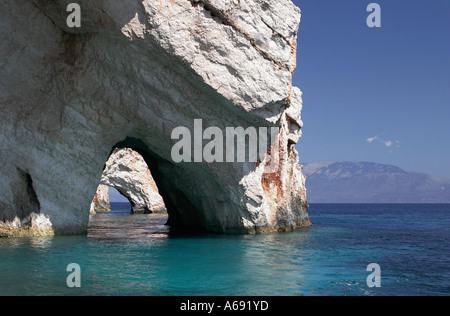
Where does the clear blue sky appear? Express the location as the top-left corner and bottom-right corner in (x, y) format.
(109, 187), (130, 203)
(292, 0), (450, 178)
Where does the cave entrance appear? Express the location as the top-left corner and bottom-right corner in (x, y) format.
(89, 147), (167, 215)
(87, 143), (174, 239)
(88, 136), (204, 239)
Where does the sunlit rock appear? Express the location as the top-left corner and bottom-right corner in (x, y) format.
(90, 184), (111, 214)
(90, 148), (167, 214)
(0, 0), (309, 236)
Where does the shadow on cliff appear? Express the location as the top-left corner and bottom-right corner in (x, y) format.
(110, 136), (207, 233)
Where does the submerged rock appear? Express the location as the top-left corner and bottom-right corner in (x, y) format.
(0, 0), (309, 237)
(90, 148), (167, 214)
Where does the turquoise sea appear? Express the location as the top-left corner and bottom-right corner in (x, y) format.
(0, 203), (449, 296)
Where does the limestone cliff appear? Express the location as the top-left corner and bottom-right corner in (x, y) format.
(90, 184), (111, 214)
(0, 0), (309, 237)
(90, 148), (167, 214)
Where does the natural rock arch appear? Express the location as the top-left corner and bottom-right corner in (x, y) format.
(0, 0), (310, 237)
(90, 148), (167, 214)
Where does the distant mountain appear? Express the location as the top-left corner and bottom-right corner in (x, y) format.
(302, 162), (450, 203)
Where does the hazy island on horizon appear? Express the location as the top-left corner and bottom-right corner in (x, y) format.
(302, 161), (450, 204)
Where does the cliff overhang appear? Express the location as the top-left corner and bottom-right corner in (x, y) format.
(0, 0), (309, 237)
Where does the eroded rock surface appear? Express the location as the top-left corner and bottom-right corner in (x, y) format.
(0, 0), (309, 237)
(90, 148), (167, 214)
(90, 184), (111, 214)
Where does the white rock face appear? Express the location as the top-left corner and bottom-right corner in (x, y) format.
(90, 184), (111, 214)
(90, 148), (167, 214)
(0, 0), (309, 237)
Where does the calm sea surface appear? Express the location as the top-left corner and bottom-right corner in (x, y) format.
(0, 203), (449, 296)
